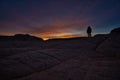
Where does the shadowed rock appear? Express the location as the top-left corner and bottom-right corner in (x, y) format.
(0, 27), (120, 80)
(96, 27), (120, 57)
(110, 27), (120, 34)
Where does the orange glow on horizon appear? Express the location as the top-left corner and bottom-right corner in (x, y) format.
(36, 30), (85, 40)
(41, 34), (84, 41)
(42, 37), (49, 41)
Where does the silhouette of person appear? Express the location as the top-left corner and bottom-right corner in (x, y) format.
(87, 26), (92, 37)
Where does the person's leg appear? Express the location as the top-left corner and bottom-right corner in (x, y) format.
(89, 33), (91, 37)
(88, 33), (91, 37)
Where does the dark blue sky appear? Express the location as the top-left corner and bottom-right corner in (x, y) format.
(0, 0), (120, 39)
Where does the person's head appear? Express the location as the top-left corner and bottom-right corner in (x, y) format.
(88, 26), (91, 28)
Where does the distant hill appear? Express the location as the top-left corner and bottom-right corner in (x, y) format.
(47, 37), (86, 41)
(0, 34), (43, 41)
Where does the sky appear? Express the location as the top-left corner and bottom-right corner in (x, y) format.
(0, 0), (120, 40)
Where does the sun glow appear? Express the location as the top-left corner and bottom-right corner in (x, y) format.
(42, 38), (49, 41)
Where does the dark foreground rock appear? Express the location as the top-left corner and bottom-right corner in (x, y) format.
(0, 27), (120, 80)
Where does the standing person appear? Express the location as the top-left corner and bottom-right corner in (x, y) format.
(87, 26), (92, 37)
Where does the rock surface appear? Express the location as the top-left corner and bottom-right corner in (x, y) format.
(0, 28), (120, 80)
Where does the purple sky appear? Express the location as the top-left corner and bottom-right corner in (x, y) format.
(0, 0), (120, 39)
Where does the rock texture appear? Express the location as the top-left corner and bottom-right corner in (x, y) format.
(0, 28), (120, 80)
(96, 27), (120, 57)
